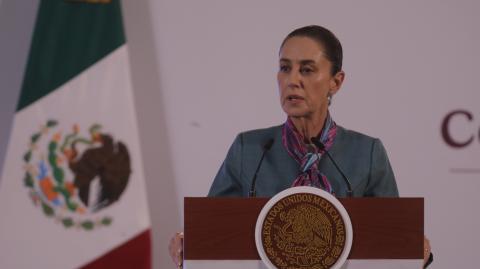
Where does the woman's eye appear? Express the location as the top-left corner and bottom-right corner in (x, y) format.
(300, 67), (313, 74)
(279, 65), (290, 72)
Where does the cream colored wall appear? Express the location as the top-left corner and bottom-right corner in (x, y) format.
(0, 0), (37, 180)
(122, 2), (181, 269)
(1, 1), (478, 268)
(127, 1), (480, 268)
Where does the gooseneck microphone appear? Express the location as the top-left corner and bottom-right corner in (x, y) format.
(310, 138), (353, 197)
(249, 138), (274, 197)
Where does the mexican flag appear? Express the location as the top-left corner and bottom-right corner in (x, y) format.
(0, 1), (151, 268)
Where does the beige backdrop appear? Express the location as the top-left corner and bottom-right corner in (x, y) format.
(1, 1), (479, 268)
(126, 1), (478, 268)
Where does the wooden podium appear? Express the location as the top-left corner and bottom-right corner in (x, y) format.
(184, 197), (423, 269)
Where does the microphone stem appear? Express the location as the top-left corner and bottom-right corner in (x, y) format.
(324, 151), (353, 197)
(249, 139), (274, 197)
(310, 137), (353, 197)
(249, 152), (267, 197)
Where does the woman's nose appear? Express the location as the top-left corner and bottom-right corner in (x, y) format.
(287, 70), (302, 89)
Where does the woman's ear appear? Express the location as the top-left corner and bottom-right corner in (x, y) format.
(330, 70), (345, 95)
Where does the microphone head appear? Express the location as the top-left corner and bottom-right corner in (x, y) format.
(263, 138), (274, 150)
(310, 137), (325, 150)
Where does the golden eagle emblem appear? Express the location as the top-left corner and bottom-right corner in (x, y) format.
(261, 193), (347, 269)
(275, 204), (333, 264)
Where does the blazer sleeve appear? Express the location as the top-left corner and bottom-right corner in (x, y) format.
(365, 138), (399, 197)
(207, 134), (244, 197)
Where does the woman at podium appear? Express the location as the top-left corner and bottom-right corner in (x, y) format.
(169, 25), (432, 268)
(208, 25), (398, 198)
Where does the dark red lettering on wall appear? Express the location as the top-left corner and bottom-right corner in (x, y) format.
(441, 110), (474, 148)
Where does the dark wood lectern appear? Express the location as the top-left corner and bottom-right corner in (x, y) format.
(184, 197), (423, 266)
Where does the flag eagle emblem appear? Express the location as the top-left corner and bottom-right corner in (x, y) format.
(23, 120), (131, 230)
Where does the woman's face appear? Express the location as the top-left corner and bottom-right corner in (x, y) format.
(277, 36), (344, 120)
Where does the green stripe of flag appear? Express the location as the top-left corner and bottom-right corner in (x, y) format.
(17, 0), (125, 111)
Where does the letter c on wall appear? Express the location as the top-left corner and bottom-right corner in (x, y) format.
(441, 110), (474, 148)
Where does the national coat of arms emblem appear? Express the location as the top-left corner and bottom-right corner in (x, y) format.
(256, 186), (353, 269)
(22, 120), (131, 230)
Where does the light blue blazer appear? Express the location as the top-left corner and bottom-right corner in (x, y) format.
(208, 125), (399, 198)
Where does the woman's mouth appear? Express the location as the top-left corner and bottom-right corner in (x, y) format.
(286, 94), (304, 103)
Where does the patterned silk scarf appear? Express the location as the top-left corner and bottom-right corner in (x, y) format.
(282, 113), (337, 193)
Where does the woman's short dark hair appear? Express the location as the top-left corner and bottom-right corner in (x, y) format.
(281, 25), (343, 75)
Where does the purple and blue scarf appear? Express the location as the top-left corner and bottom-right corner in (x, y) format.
(282, 113), (337, 193)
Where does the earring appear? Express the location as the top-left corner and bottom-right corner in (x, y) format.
(327, 93), (333, 106)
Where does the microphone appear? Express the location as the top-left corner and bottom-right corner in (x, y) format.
(310, 138), (353, 197)
(249, 138), (274, 197)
